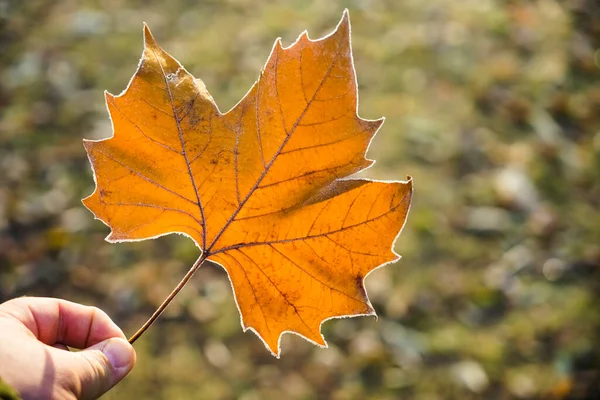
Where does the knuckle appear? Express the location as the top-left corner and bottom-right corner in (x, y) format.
(57, 365), (82, 398)
(61, 352), (110, 399)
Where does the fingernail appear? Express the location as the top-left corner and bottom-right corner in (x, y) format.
(102, 338), (134, 370)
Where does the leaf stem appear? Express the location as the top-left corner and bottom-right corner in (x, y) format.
(128, 253), (207, 344)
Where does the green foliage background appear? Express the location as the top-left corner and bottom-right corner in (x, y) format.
(1, 0), (599, 398)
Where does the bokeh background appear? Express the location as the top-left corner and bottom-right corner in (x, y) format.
(2, 0), (600, 399)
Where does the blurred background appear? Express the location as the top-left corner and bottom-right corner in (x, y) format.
(1, 0), (600, 398)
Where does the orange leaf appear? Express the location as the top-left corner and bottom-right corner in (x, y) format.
(83, 10), (412, 357)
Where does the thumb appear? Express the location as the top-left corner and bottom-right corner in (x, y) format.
(62, 337), (136, 400)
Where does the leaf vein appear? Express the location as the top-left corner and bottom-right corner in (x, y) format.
(94, 148), (197, 206)
(206, 32), (345, 252)
(150, 48), (207, 249)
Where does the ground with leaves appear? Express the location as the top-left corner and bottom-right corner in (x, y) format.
(1, 1), (599, 399)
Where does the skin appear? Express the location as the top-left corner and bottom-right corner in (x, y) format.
(0, 297), (136, 400)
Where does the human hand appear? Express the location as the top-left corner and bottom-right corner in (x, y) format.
(0, 297), (136, 400)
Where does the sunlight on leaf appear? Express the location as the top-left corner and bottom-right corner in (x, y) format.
(83, 10), (412, 357)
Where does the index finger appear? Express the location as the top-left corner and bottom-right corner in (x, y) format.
(0, 297), (126, 349)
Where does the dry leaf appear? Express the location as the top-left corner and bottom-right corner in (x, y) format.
(83, 10), (412, 357)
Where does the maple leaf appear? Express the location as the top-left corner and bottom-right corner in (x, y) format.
(83, 10), (412, 357)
